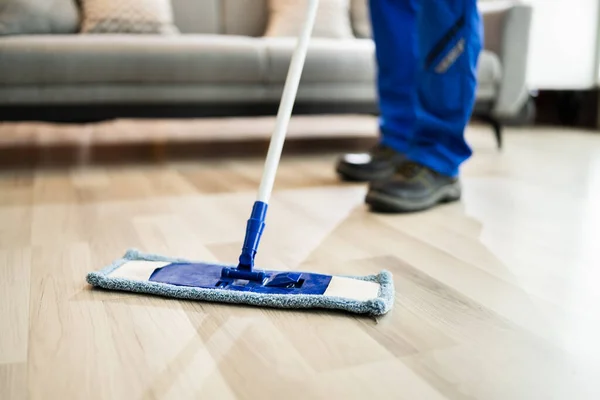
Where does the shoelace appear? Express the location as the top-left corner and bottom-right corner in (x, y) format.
(397, 162), (424, 179)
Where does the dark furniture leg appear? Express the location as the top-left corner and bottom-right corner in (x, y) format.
(489, 116), (503, 150)
(476, 114), (503, 150)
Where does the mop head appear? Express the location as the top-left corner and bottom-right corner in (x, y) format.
(86, 249), (394, 316)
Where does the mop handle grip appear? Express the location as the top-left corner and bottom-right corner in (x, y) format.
(256, 0), (320, 204)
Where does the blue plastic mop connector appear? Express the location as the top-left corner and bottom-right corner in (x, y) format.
(221, 201), (268, 282)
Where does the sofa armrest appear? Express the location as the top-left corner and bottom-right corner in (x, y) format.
(480, 1), (533, 119)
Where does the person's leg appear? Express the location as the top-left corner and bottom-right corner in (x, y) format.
(408, 0), (482, 177)
(371, 0), (420, 154)
(336, 0), (419, 182)
(366, 0), (482, 212)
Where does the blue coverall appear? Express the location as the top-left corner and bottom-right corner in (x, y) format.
(369, 0), (483, 177)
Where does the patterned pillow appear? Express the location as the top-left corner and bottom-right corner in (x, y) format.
(80, 0), (179, 34)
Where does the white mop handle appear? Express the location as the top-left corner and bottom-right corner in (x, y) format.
(256, 0), (320, 204)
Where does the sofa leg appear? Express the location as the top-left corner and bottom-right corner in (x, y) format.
(490, 118), (503, 150)
(478, 115), (503, 150)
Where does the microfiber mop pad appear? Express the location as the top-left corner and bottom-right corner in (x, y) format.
(87, 249), (395, 316)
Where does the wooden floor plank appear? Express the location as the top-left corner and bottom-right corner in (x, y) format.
(0, 249), (32, 364)
(0, 363), (28, 400)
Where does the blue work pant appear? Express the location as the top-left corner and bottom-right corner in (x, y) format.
(369, 0), (483, 177)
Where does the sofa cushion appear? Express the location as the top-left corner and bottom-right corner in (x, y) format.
(264, 0), (354, 39)
(170, 0), (221, 34)
(265, 37), (374, 83)
(79, 0), (179, 34)
(0, 0), (80, 36)
(222, 0), (268, 36)
(0, 35), (266, 85)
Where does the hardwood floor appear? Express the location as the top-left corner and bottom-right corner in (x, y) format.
(1, 117), (600, 399)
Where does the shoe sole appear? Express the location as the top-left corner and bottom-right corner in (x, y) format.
(336, 164), (395, 182)
(365, 183), (461, 213)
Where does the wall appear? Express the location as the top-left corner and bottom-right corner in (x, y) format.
(524, 0), (600, 90)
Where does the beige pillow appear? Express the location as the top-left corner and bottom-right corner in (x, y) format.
(264, 0), (354, 39)
(80, 0), (179, 34)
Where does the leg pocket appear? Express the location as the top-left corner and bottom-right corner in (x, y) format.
(418, 39), (467, 119)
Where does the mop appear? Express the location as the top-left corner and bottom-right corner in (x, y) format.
(86, 0), (394, 316)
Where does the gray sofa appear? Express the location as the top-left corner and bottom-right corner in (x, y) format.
(0, 0), (533, 146)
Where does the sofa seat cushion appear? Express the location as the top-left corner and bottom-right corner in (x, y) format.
(266, 37), (501, 88)
(0, 35), (266, 85)
(265, 37), (375, 83)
